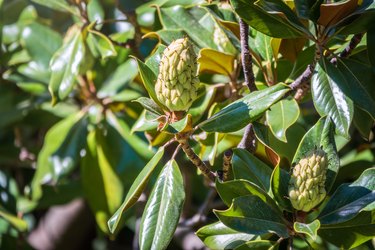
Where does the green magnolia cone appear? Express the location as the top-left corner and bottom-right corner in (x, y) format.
(288, 149), (328, 212)
(155, 37), (199, 112)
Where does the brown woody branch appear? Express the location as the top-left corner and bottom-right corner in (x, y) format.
(239, 19), (257, 92)
(238, 19), (257, 153)
(331, 32), (365, 64)
(175, 133), (216, 182)
(222, 149), (233, 181)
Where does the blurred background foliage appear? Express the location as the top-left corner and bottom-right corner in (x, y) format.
(0, 0), (374, 249)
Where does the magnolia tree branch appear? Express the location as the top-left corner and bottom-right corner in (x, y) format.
(331, 32), (365, 64)
(239, 19), (257, 92)
(238, 19), (257, 153)
(175, 132), (216, 182)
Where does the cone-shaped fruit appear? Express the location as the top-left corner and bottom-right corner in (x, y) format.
(288, 149), (328, 212)
(155, 37), (199, 112)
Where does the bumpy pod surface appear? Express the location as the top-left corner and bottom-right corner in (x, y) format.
(155, 38), (199, 111)
(288, 149), (328, 212)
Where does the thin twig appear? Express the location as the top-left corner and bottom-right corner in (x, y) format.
(175, 133), (216, 182)
(330, 32), (365, 64)
(239, 19), (257, 92)
(238, 124), (256, 153)
(222, 149), (233, 181)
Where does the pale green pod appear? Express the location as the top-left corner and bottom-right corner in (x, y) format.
(155, 37), (199, 111)
(288, 149), (328, 212)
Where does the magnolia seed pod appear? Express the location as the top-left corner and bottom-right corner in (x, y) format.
(288, 148), (328, 212)
(155, 37), (199, 112)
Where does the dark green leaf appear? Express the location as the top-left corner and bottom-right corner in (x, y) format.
(353, 106), (374, 141)
(294, 0), (323, 21)
(271, 165), (292, 211)
(199, 84), (290, 133)
(235, 240), (278, 250)
(333, 58), (375, 119)
(106, 110), (154, 160)
(293, 117), (339, 193)
(216, 179), (280, 214)
(312, 59), (354, 138)
(139, 160), (185, 250)
(318, 168), (375, 225)
(196, 222), (255, 250)
(231, 149), (273, 192)
(133, 57), (168, 110)
(319, 211), (375, 249)
(367, 26), (375, 71)
(214, 195), (289, 238)
(230, 0), (305, 38)
(108, 148), (164, 234)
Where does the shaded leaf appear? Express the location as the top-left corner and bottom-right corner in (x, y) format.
(235, 240), (279, 250)
(231, 149), (273, 192)
(108, 147), (164, 234)
(214, 195), (289, 238)
(318, 168), (375, 225)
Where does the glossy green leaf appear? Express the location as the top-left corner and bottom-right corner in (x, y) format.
(230, 0), (305, 38)
(214, 195), (289, 238)
(49, 31), (85, 105)
(318, 168), (375, 225)
(319, 211), (375, 249)
(81, 129), (123, 234)
(271, 165), (292, 211)
(21, 22), (62, 68)
(31, 0), (78, 14)
(199, 84), (290, 133)
(333, 58), (375, 119)
(294, 220), (320, 240)
(108, 148), (164, 234)
(133, 57), (167, 110)
(134, 97), (164, 118)
(266, 98), (300, 142)
(255, 0), (310, 35)
(231, 149), (273, 192)
(106, 110), (154, 160)
(0, 207), (28, 232)
(216, 179), (280, 214)
(312, 59), (354, 138)
(159, 6), (219, 49)
(235, 240), (278, 250)
(293, 117), (339, 193)
(196, 222), (255, 250)
(145, 44), (167, 76)
(31, 112), (86, 200)
(139, 160), (185, 250)
(131, 110), (159, 132)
